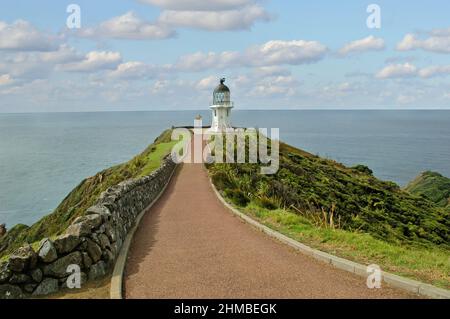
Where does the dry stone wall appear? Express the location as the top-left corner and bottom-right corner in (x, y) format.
(0, 156), (176, 299)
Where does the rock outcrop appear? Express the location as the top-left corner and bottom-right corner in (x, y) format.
(0, 224), (6, 238)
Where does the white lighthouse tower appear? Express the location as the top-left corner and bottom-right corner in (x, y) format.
(210, 78), (233, 133)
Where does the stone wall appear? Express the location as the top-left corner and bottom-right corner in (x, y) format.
(0, 155), (176, 299)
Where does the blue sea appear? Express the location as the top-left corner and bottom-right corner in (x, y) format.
(1, 110), (449, 228)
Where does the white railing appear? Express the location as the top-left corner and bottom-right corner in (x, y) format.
(210, 101), (234, 107)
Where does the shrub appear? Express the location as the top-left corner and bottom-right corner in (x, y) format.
(211, 171), (234, 191)
(259, 196), (278, 210)
(224, 189), (250, 207)
(352, 164), (373, 175)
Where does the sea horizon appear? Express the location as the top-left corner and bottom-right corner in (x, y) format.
(1, 110), (449, 228)
(1, 108), (450, 115)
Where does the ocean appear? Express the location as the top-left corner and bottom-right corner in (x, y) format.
(1, 110), (449, 228)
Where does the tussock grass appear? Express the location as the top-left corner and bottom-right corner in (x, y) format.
(242, 202), (450, 289)
(243, 203), (450, 289)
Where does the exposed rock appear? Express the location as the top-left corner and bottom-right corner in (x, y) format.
(103, 222), (116, 242)
(9, 273), (31, 284)
(30, 268), (43, 283)
(64, 222), (91, 238)
(0, 263), (11, 284)
(32, 278), (59, 296)
(102, 249), (115, 268)
(67, 214), (103, 237)
(97, 224), (106, 234)
(43, 251), (82, 278)
(98, 233), (111, 250)
(24, 283), (38, 293)
(86, 205), (111, 222)
(73, 213), (102, 228)
(61, 272), (87, 289)
(89, 261), (107, 281)
(85, 239), (102, 263)
(90, 232), (100, 245)
(37, 238), (58, 263)
(82, 252), (92, 269)
(8, 245), (38, 272)
(53, 233), (81, 255)
(0, 284), (24, 299)
(0, 224), (6, 237)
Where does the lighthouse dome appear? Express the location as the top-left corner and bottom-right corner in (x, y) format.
(213, 78), (231, 105)
(213, 78), (230, 93)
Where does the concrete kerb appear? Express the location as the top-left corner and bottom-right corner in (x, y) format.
(110, 164), (178, 299)
(208, 176), (450, 299)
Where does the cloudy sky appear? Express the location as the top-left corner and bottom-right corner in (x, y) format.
(0, 0), (449, 112)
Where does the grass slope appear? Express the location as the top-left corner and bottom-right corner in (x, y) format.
(405, 171), (450, 211)
(0, 129), (176, 259)
(207, 139), (450, 288)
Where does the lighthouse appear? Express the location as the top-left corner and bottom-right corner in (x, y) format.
(209, 78), (233, 133)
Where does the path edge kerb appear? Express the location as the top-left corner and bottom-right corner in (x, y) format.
(208, 177), (450, 299)
(110, 165), (179, 299)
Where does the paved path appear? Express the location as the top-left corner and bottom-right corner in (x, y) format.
(124, 162), (413, 298)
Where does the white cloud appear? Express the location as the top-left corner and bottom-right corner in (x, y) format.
(39, 45), (81, 64)
(375, 63), (417, 79)
(250, 40), (327, 66)
(196, 76), (218, 90)
(107, 61), (159, 79)
(375, 62), (450, 79)
(251, 66), (291, 77)
(430, 27), (450, 37)
(139, 0), (253, 11)
(158, 4), (270, 31)
(0, 53), (53, 79)
(175, 51), (241, 71)
(59, 51), (122, 73)
(418, 65), (450, 78)
(338, 36), (385, 56)
(249, 75), (299, 97)
(0, 45), (84, 81)
(174, 40), (327, 71)
(0, 74), (13, 86)
(397, 30), (450, 54)
(194, 72), (299, 98)
(78, 12), (175, 40)
(0, 20), (60, 51)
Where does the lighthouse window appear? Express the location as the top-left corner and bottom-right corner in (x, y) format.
(214, 110), (217, 116)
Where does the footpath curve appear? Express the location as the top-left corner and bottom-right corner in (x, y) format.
(123, 161), (415, 298)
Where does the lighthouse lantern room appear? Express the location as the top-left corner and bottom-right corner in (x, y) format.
(210, 78), (233, 132)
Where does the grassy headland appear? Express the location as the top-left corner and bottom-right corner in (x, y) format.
(0, 129), (176, 259)
(405, 171), (450, 212)
(207, 138), (450, 288)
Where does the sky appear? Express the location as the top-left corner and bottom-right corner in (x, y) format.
(0, 0), (449, 112)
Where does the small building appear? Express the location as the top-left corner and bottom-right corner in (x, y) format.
(209, 78), (233, 132)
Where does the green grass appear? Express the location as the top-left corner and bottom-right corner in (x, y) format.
(137, 141), (177, 177)
(405, 171), (450, 210)
(0, 129), (177, 259)
(206, 134), (449, 289)
(207, 141), (449, 247)
(241, 202), (450, 289)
